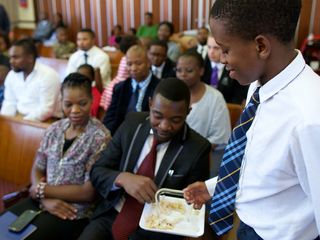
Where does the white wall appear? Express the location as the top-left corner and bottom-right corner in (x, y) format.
(0, 0), (35, 29)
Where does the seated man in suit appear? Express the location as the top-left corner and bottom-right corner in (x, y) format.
(202, 35), (248, 104)
(79, 78), (211, 240)
(103, 45), (160, 135)
(148, 39), (176, 79)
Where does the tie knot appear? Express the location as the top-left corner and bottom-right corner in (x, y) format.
(151, 137), (159, 149)
(251, 87), (260, 104)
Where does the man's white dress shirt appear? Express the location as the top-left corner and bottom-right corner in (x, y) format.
(1, 61), (61, 121)
(66, 46), (111, 87)
(205, 51), (320, 240)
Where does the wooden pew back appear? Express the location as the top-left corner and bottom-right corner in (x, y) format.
(0, 115), (50, 185)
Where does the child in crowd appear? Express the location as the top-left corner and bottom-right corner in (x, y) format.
(77, 64), (103, 117)
(53, 26), (76, 59)
(6, 73), (111, 240)
(184, 1), (320, 239)
(108, 25), (122, 47)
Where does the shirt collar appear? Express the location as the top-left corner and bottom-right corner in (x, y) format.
(151, 62), (165, 72)
(249, 50), (306, 104)
(131, 71), (152, 91)
(210, 61), (224, 70)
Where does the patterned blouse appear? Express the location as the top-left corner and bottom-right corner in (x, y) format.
(35, 117), (111, 218)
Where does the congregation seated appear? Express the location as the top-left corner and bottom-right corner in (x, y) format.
(0, 39), (62, 121)
(148, 39), (176, 79)
(103, 45), (160, 135)
(108, 24), (123, 48)
(0, 31), (10, 67)
(100, 35), (140, 112)
(202, 35), (248, 104)
(78, 78), (211, 240)
(66, 28), (111, 87)
(157, 21), (181, 62)
(52, 26), (76, 59)
(2, 73), (111, 240)
(0, 64), (9, 108)
(77, 64), (103, 117)
(189, 26), (210, 59)
(33, 12), (54, 43)
(136, 12), (158, 40)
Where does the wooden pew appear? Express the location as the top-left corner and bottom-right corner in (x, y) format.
(0, 115), (50, 185)
(105, 50), (124, 79)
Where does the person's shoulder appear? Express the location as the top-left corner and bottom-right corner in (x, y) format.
(45, 118), (67, 134)
(35, 61), (60, 79)
(124, 111), (149, 125)
(185, 124), (211, 148)
(91, 46), (109, 58)
(114, 77), (131, 90)
(204, 84), (225, 100)
(88, 117), (111, 138)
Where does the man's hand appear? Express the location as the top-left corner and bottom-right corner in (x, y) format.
(41, 198), (77, 220)
(183, 181), (211, 209)
(115, 172), (158, 204)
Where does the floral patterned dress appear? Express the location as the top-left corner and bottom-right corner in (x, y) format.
(35, 117), (111, 218)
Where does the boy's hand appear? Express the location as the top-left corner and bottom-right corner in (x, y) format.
(183, 181), (211, 209)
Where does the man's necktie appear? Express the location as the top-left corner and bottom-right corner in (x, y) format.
(210, 66), (219, 88)
(209, 87), (260, 236)
(112, 137), (159, 240)
(84, 52), (88, 64)
(126, 85), (140, 113)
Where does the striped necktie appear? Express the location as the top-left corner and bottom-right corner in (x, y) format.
(209, 87), (260, 236)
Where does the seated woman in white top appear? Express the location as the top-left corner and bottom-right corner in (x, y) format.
(176, 51), (231, 175)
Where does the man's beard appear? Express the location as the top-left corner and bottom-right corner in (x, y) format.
(12, 68), (23, 73)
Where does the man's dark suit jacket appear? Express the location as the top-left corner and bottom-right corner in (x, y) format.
(91, 112), (211, 238)
(202, 57), (248, 104)
(160, 58), (176, 79)
(103, 75), (160, 135)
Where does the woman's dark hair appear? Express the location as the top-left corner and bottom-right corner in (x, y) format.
(178, 50), (205, 68)
(119, 35), (139, 54)
(153, 77), (190, 110)
(61, 73), (92, 98)
(210, 0), (301, 43)
(77, 64), (95, 80)
(158, 21), (174, 35)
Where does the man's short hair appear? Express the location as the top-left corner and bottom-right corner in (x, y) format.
(148, 39), (168, 52)
(145, 12), (153, 18)
(210, 0), (301, 43)
(78, 28), (95, 38)
(12, 38), (38, 60)
(153, 78), (190, 109)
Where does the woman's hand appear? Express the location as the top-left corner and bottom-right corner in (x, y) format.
(41, 198), (77, 220)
